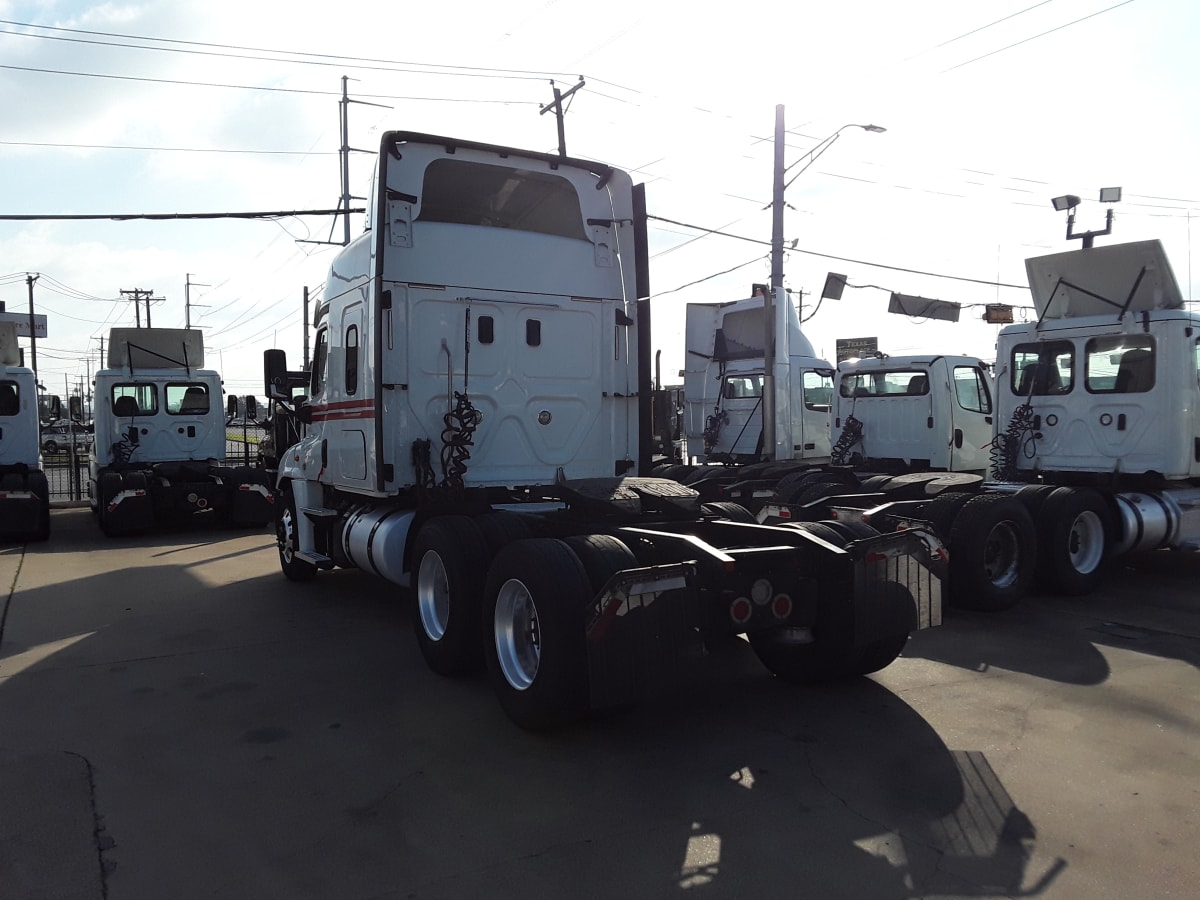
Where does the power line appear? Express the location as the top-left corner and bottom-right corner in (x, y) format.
(0, 19), (568, 81)
(0, 208), (362, 221)
(0, 138), (334, 156)
(647, 214), (1028, 290)
(943, 0), (1138, 72)
(908, 0), (1060, 58)
(0, 64), (539, 105)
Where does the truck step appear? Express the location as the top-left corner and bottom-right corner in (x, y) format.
(301, 506), (338, 520)
(295, 550), (333, 568)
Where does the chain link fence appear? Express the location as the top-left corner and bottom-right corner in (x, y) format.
(46, 423), (269, 504)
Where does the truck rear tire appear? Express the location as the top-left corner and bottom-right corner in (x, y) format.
(700, 501), (757, 523)
(946, 494), (1035, 611)
(1036, 487), (1114, 596)
(473, 511), (532, 557)
(851, 581), (918, 676)
(30, 472), (50, 542)
(918, 490), (975, 541)
(483, 538), (592, 731)
(98, 472), (123, 537)
(749, 532), (914, 681)
(563, 534), (638, 594)
(276, 485), (316, 582)
(413, 516), (490, 676)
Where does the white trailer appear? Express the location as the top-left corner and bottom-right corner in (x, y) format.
(89, 328), (273, 535)
(0, 322), (51, 540)
(264, 131), (944, 730)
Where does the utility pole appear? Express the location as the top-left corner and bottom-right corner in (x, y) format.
(340, 77), (353, 247)
(26, 273), (39, 384)
(303, 286), (311, 369)
(763, 104), (787, 461)
(185, 274), (210, 329)
(539, 78), (585, 157)
(120, 288), (164, 327)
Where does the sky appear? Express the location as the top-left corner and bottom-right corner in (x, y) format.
(2, 0), (1198, 405)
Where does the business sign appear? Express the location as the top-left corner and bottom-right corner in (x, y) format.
(0, 312), (48, 338)
(836, 336), (878, 362)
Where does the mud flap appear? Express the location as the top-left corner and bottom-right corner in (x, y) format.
(584, 563), (699, 711)
(849, 529), (945, 648)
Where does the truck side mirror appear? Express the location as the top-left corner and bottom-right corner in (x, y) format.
(264, 349), (290, 400)
(227, 395), (239, 420)
(245, 396), (258, 421)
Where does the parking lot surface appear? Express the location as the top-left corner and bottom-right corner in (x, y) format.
(2, 508), (1197, 899)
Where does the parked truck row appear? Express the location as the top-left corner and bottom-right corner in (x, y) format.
(12, 128), (1191, 730)
(660, 233), (1200, 613)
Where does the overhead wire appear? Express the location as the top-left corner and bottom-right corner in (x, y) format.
(943, 0), (1139, 72)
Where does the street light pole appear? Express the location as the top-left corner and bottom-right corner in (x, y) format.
(764, 104), (787, 460)
(763, 117), (886, 460)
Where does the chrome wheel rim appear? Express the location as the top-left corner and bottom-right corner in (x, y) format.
(279, 506), (298, 564)
(494, 578), (540, 690)
(1067, 510), (1106, 574)
(417, 550), (450, 641)
(983, 520), (1021, 589)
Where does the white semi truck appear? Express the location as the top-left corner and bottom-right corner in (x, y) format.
(89, 327), (274, 535)
(0, 322), (52, 541)
(683, 294), (835, 464)
(263, 130), (945, 730)
(676, 292), (995, 504)
(677, 297), (1018, 611)
(986, 237), (1200, 595)
(767, 234), (1200, 610)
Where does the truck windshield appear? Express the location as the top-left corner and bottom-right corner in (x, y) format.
(416, 159), (586, 240)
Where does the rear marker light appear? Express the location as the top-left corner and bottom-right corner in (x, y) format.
(730, 597), (753, 625)
(772, 593), (793, 619)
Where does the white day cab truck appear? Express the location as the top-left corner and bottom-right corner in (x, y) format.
(89, 327), (274, 536)
(263, 131), (946, 730)
(673, 292), (1030, 610)
(0, 322), (54, 541)
(767, 236), (1200, 610)
(676, 291), (996, 507)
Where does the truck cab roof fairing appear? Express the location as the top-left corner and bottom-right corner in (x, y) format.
(384, 132), (616, 186)
(1025, 239), (1184, 320)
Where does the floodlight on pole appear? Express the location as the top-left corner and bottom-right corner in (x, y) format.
(1055, 187), (1122, 248)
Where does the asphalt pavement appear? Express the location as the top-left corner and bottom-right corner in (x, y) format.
(1, 507), (1197, 899)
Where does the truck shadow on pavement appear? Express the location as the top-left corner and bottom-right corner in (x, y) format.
(0, 515), (1064, 899)
(903, 549), (1200, 682)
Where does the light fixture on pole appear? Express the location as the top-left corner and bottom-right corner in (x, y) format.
(783, 123), (887, 191)
(1054, 187), (1122, 248)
